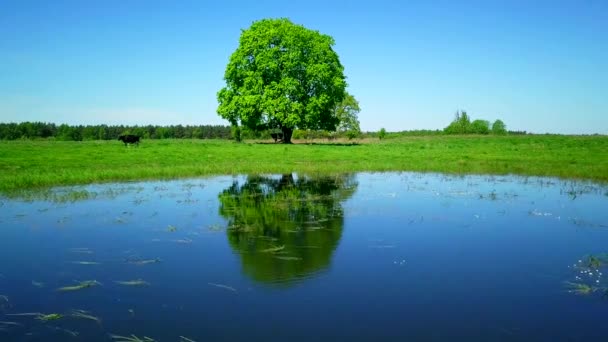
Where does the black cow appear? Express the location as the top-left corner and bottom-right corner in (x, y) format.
(118, 134), (140, 146)
(270, 132), (283, 143)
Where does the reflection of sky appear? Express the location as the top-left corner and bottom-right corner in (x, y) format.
(1, 172), (607, 341)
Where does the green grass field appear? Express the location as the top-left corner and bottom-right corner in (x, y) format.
(0, 135), (606, 193)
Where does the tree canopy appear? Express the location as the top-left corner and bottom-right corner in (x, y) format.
(217, 18), (347, 143)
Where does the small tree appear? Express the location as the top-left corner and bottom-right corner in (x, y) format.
(378, 128), (387, 140)
(335, 93), (361, 131)
(491, 120), (507, 135)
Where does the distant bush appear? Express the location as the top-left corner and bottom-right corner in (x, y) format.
(508, 130), (527, 135)
(378, 128), (387, 140)
(471, 120), (490, 134)
(346, 130), (360, 140)
(444, 110), (471, 134)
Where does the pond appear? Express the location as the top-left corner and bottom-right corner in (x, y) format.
(1, 172), (607, 341)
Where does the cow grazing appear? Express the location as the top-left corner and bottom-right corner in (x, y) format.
(118, 134), (140, 146)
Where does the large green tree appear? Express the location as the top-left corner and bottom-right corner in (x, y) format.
(217, 18), (347, 143)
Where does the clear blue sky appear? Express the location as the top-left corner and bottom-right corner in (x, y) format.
(1, 0), (606, 134)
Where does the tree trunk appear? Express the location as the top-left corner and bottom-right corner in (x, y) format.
(281, 127), (293, 144)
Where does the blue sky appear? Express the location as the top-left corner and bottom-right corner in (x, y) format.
(0, 0), (606, 134)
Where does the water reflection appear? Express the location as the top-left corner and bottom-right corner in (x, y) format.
(218, 173), (358, 285)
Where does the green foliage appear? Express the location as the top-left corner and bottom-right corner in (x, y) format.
(335, 93), (361, 133)
(378, 128), (387, 140)
(492, 119), (507, 135)
(444, 111), (507, 136)
(217, 18), (347, 143)
(346, 130), (360, 140)
(470, 120), (490, 134)
(444, 110), (471, 134)
(57, 124), (83, 141)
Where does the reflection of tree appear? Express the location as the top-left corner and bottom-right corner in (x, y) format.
(218, 173), (357, 285)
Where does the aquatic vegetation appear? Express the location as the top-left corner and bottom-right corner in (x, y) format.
(569, 218), (608, 229)
(260, 245), (285, 253)
(393, 259), (407, 266)
(70, 261), (101, 265)
(227, 223), (256, 232)
(369, 244), (396, 249)
(70, 309), (102, 325)
(6, 312), (44, 317)
(172, 238), (193, 244)
(31, 280), (45, 288)
(0, 321), (22, 327)
(574, 254), (608, 270)
(0, 295), (10, 311)
(564, 254), (608, 299)
(587, 256), (603, 269)
(7, 312), (63, 321)
(529, 209), (553, 217)
(69, 247), (94, 254)
(55, 327), (79, 337)
(208, 282), (237, 293)
(564, 282), (596, 295)
(57, 280), (101, 292)
(274, 256), (302, 261)
(37, 313), (63, 321)
(110, 334), (156, 341)
(208, 224), (223, 231)
(126, 258), (162, 265)
(114, 279), (150, 287)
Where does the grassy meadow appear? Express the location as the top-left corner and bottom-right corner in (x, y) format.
(0, 135), (607, 193)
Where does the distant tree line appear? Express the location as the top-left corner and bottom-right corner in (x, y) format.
(0, 122), (232, 141)
(0, 119), (526, 142)
(443, 110), (507, 135)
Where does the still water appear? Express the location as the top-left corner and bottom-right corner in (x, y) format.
(1, 172), (607, 341)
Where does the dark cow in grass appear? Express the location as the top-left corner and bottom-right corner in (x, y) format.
(118, 134), (140, 146)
